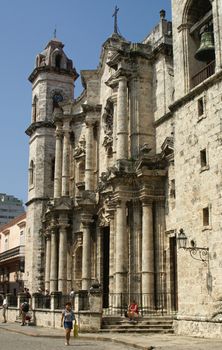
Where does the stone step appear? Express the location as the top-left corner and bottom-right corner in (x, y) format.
(100, 328), (174, 334)
(102, 323), (173, 329)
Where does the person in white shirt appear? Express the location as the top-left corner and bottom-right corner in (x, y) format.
(2, 297), (8, 323)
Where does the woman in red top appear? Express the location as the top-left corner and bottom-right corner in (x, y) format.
(126, 300), (139, 322)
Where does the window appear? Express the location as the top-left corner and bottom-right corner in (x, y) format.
(198, 97), (204, 116)
(200, 149), (208, 168)
(4, 236), (9, 251)
(170, 179), (176, 198)
(203, 207), (210, 226)
(20, 230), (25, 246)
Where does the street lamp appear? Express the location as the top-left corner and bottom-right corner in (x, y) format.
(177, 228), (209, 266)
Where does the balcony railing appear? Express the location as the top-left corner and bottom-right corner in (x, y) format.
(0, 245), (24, 262)
(191, 60), (215, 88)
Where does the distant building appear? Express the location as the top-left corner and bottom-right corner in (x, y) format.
(0, 212), (26, 295)
(0, 193), (25, 226)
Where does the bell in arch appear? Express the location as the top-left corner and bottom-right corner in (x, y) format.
(195, 31), (215, 63)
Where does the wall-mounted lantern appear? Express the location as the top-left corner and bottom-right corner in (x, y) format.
(177, 228), (209, 266)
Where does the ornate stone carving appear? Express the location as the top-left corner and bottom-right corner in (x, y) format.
(74, 136), (86, 158)
(102, 100), (114, 152)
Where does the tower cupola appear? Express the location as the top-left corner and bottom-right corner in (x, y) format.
(29, 37), (78, 83)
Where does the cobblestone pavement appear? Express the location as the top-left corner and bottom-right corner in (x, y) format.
(2, 322), (222, 350)
(0, 327), (135, 350)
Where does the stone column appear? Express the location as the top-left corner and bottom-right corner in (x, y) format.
(129, 77), (139, 159)
(61, 121), (70, 197)
(67, 242), (72, 293)
(116, 76), (128, 160)
(85, 120), (94, 191)
(58, 214), (68, 293)
(54, 123), (63, 198)
(129, 200), (142, 295)
(141, 199), (154, 308)
(50, 224), (58, 292)
(115, 199), (128, 303)
(109, 213), (115, 295)
(111, 94), (117, 162)
(45, 231), (51, 292)
(82, 215), (92, 290)
(154, 199), (166, 296)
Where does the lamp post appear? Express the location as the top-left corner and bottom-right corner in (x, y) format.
(177, 228), (209, 266)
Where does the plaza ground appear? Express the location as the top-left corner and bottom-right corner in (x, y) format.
(1, 322), (222, 350)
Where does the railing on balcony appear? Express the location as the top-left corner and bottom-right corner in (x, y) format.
(0, 245), (24, 262)
(191, 60), (215, 88)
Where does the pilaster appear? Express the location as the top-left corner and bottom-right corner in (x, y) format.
(61, 121), (70, 196)
(116, 76), (128, 160)
(141, 198), (154, 305)
(45, 230), (51, 291)
(54, 123), (63, 198)
(85, 119), (95, 191)
(50, 222), (58, 292)
(81, 214), (93, 290)
(58, 214), (69, 293)
(115, 198), (128, 295)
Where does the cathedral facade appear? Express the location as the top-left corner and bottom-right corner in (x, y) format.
(25, 0), (222, 335)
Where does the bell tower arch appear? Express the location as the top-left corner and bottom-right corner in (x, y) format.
(172, 0), (222, 98)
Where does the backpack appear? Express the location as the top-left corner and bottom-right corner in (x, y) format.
(21, 302), (29, 313)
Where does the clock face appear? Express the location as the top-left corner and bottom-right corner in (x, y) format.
(53, 94), (63, 103)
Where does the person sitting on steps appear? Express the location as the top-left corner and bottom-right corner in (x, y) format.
(125, 300), (139, 322)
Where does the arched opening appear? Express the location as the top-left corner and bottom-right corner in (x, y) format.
(29, 160), (35, 186)
(55, 54), (62, 69)
(32, 96), (38, 123)
(52, 93), (63, 111)
(184, 0), (215, 88)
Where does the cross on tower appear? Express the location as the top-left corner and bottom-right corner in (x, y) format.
(54, 26), (57, 38)
(112, 6), (119, 34)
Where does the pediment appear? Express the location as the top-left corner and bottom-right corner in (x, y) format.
(161, 137), (174, 157)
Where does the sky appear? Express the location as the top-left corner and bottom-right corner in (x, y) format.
(0, 0), (171, 206)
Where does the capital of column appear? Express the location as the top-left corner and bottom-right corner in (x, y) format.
(55, 128), (63, 139)
(114, 197), (127, 208)
(141, 197), (153, 207)
(81, 213), (94, 228)
(62, 120), (70, 133)
(49, 220), (58, 235)
(109, 93), (117, 105)
(45, 229), (51, 241)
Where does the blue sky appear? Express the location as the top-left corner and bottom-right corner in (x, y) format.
(0, 0), (171, 205)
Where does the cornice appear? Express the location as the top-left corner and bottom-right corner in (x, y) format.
(154, 111), (173, 127)
(82, 104), (102, 114)
(105, 68), (131, 88)
(169, 69), (222, 113)
(28, 66), (79, 83)
(25, 197), (49, 207)
(25, 121), (55, 136)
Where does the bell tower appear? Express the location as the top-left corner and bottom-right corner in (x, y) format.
(25, 37), (78, 292)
